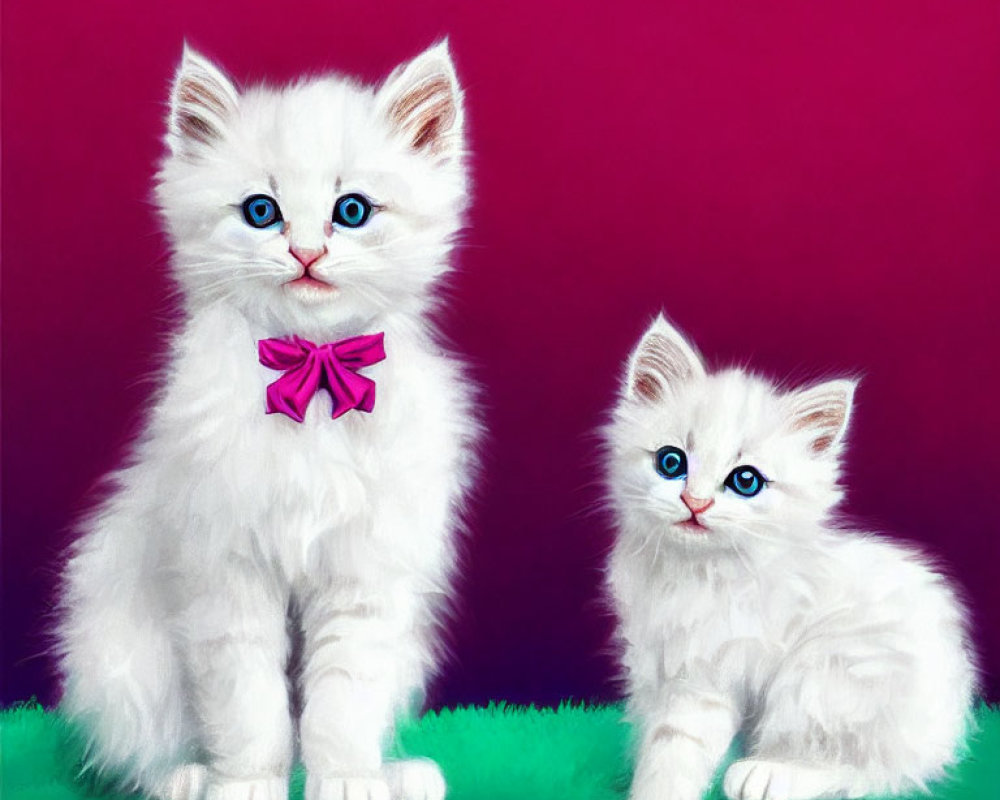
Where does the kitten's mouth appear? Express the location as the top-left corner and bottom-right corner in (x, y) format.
(676, 515), (709, 533)
(285, 272), (337, 293)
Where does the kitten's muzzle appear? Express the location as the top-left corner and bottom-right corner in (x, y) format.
(677, 490), (713, 532)
(285, 244), (336, 291)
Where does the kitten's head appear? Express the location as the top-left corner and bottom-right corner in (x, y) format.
(607, 315), (856, 553)
(155, 42), (467, 331)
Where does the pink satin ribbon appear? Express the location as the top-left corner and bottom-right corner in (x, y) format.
(258, 333), (386, 423)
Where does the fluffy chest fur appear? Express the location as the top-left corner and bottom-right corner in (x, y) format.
(612, 546), (781, 705)
(134, 305), (470, 587)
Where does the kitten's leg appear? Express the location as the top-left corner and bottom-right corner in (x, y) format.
(59, 517), (198, 795)
(178, 564), (293, 800)
(383, 759), (446, 800)
(629, 688), (741, 800)
(297, 587), (430, 800)
(149, 764), (209, 800)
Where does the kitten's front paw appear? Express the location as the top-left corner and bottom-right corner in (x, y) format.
(383, 759), (446, 800)
(629, 769), (704, 800)
(305, 775), (391, 800)
(150, 764), (208, 800)
(204, 776), (287, 800)
(723, 759), (842, 800)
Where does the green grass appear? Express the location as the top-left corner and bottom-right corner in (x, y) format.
(2, 702), (997, 799)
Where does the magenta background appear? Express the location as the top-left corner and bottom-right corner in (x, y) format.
(3, 1), (1000, 707)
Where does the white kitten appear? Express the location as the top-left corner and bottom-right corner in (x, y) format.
(606, 315), (976, 800)
(57, 43), (476, 800)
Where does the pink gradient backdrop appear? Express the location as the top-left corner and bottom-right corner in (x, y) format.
(3, 1), (999, 705)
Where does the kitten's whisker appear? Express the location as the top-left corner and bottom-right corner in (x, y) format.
(190, 275), (258, 299)
(339, 282), (394, 309)
(651, 531), (665, 567)
(725, 522), (786, 550)
(631, 531), (656, 558)
(570, 496), (614, 521)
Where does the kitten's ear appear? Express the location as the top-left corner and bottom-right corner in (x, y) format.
(785, 379), (857, 456)
(625, 314), (706, 403)
(167, 45), (240, 157)
(377, 40), (464, 160)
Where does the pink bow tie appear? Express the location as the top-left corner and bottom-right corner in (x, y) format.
(258, 333), (386, 423)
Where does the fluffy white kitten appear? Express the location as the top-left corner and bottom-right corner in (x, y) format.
(57, 43), (476, 800)
(606, 315), (976, 800)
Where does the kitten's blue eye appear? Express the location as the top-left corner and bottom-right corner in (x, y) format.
(725, 466), (766, 498)
(654, 446), (687, 480)
(242, 194), (282, 229)
(333, 193), (373, 228)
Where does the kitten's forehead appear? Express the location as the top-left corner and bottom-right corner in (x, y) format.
(236, 79), (386, 176)
(659, 370), (779, 450)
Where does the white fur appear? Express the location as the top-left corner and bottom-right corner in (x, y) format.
(606, 315), (976, 800)
(57, 42), (475, 800)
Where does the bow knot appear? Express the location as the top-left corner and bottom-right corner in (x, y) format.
(258, 333), (386, 423)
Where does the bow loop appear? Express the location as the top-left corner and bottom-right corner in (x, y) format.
(258, 336), (315, 370)
(332, 334), (387, 368)
(258, 333), (386, 423)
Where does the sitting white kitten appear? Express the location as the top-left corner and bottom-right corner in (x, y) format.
(606, 315), (976, 800)
(57, 43), (476, 800)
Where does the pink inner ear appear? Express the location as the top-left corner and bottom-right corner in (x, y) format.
(791, 403), (847, 453)
(630, 333), (697, 401)
(811, 435), (835, 454)
(389, 75), (456, 153)
(179, 77), (229, 118)
(634, 367), (664, 402)
(177, 110), (219, 146)
(172, 67), (236, 150)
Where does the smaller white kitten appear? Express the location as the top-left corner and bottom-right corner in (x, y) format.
(606, 315), (976, 800)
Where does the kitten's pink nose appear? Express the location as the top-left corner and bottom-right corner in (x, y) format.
(289, 245), (327, 269)
(681, 490), (714, 515)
